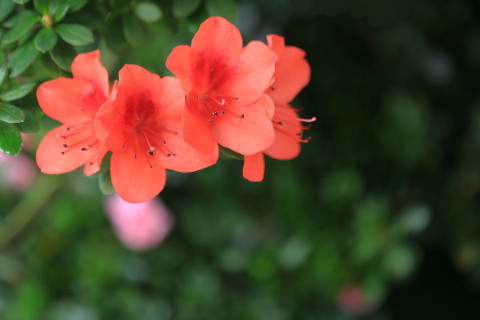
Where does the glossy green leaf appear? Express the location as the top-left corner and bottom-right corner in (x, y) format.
(8, 39), (39, 77)
(98, 170), (114, 195)
(173, 0), (202, 18)
(0, 0), (15, 22)
(56, 24), (93, 46)
(0, 121), (22, 156)
(133, 2), (162, 23)
(13, 0), (30, 4)
(34, 0), (50, 13)
(18, 109), (40, 133)
(1, 82), (35, 101)
(34, 27), (58, 52)
(2, 11), (39, 45)
(52, 2), (69, 22)
(4, 10), (37, 28)
(0, 103), (25, 123)
(122, 15), (144, 47)
(49, 41), (75, 71)
(0, 67), (7, 87)
(206, 0), (237, 22)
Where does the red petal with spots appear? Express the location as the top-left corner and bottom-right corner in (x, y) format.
(264, 104), (303, 160)
(212, 94), (275, 155)
(36, 124), (98, 174)
(243, 152), (265, 182)
(110, 145), (166, 203)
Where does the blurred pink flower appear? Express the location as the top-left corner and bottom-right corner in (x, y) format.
(337, 284), (373, 315)
(104, 193), (173, 250)
(0, 153), (38, 190)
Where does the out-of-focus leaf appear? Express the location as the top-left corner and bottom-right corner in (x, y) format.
(103, 17), (128, 52)
(0, 121), (22, 155)
(133, 2), (163, 23)
(1, 82), (35, 101)
(206, 0), (237, 22)
(13, 0), (30, 4)
(0, 0), (15, 22)
(35, 27), (58, 52)
(49, 41), (75, 71)
(67, 0), (87, 12)
(18, 109), (40, 133)
(34, 0), (50, 13)
(4, 10), (36, 28)
(99, 170), (114, 195)
(52, 2), (69, 22)
(56, 24), (93, 46)
(0, 103), (25, 123)
(0, 67), (7, 87)
(2, 11), (38, 45)
(173, 0), (202, 18)
(122, 15), (144, 47)
(8, 39), (39, 77)
(0, 51), (4, 65)
(219, 146), (243, 160)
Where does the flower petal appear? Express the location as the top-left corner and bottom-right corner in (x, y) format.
(183, 101), (217, 154)
(36, 124), (98, 174)
(36, 78), (96, 124)
(229, 41), (277, 106)
(213, 94), (275, 155)
(166, 45), (192, 93)
(267, 46), (311, 104)
(191, 16), (242, 63)
(71, 50), (109, 100)
(83, 142), (108, 176)
(155, 131), (219, 172)
(243, 152), (265, 182)
(264, 104), (302, 160)
(267, 34), (285, 57)
(95, 100), (126, 152)
(110, 146), (166, 203)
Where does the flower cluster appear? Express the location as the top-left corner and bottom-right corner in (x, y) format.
(36, 16), (314, 203)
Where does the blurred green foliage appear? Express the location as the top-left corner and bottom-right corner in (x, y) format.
(0, 0), (480, 319)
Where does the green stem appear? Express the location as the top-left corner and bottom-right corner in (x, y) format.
(0, 175), (60, 250)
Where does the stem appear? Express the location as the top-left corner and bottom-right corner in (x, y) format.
(0, 175), (60, 250)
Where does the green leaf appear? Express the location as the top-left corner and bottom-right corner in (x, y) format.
(8, 39), (39, 77)
(98, 170), (114, 195)
(0, 103), (25, 123)
(1, 82), (35, 101)
(55, 23), (93, 46)
(66, 0), (87, 12)
(13, 0), (30, 4)
(173, 0), (202, 18)
(0, 67), (7, 87)
(4, 10), (36, 28)
(34, 27), (58, 52)
(52, 2), (69, 22)
(206, 0), (237, 23)
(0, 51), (5, 65)
(34, 0), (50, 13)
(18, 109), (40, 133)
(122, 15), (144, 47)
(133, 2), (163, 23)
(49, 41), (75, 71)
(0, 121), (22, 156)
(103, 17), (128, 52)
(219, 146), (243, 160)
(0, 0), (15, 22)
(2, 11), (39, 45)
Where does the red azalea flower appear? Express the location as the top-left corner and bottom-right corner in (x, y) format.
(36, 50), (110, 176)
(95, 64), (218, 203)
(243, 35), (315, 182)
(166, 16), (277, 156)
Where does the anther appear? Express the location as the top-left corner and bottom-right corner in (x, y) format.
(234, 96), (239, 100)
(62, 144), (68, 148)
(61, 151), (65, 155)
(240, 114), (245, 119)
(209, 119), (213, 123)
(270, 87), (275, 91)
(147, 150), (155, 155)
(213, 111), (217, 116)
(134, 156), (138, 159)
(220, 110), (225, 115)
(203, 94), (208, 99)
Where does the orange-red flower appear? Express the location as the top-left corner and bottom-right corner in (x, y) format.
(243, 35), (315, 182)
(36, 50), (110, 176)
(95, 65), (218, 203)
(166, 16), (277, 157)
